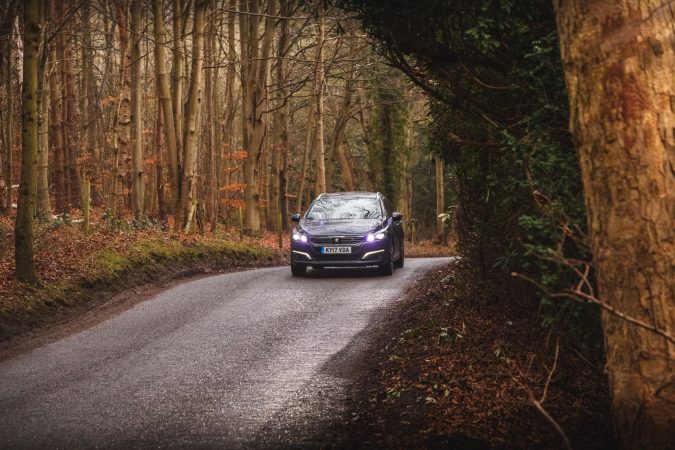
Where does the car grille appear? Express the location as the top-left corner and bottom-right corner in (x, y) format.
(310, 236), (363, 245)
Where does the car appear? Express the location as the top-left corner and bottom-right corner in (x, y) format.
(289, 192), (404, 276)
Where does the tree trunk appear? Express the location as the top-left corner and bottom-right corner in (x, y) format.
(15, 0), (42, 284)
(222, 0), (237, 226)
(48, 7), (65, 214)
(177, 0), (206, 231)
(153, 0), (179, 208)
(435, 155), (444, 241)
(130, 0), (144, 219)
(296, 99), (316, 212)
(3, 22), (13, 212)
(113, 0), (131, 216)
(313, 13), (326, 197)
(554, 3), (675, 448)
(269, 0), (291, 231)
(240, 0), (276, 234)
(63, 18), (81, 209)
(204, 15), (217, 229)
(171, 0), (184, 197)
(36, 68), (51, 220)
(155, 103), (168, 221)
(81, 1), (98, 202)
(327, 76), (354, 191)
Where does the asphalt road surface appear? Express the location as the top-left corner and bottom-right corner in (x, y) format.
(0, 257), (453, 449)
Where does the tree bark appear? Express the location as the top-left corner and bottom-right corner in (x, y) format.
(81, 1), (98, 202)
(177, 0), (206, 231)
(296, 99), (316, 212)
(48, 5), (65, 214)
(240, 0), (276, 234)
(269, 0), (292, 231)
(327, 76), (354, 191)
(113, 0), (131, 215)
(36, 65), (51, 220)
(313, 12), (326, 197)
(435, 155), (444, 241)
(15, 0), (42, 284)
(63, 16), (81, 209)
(554, 2), (675, 448)
(153, 0), (179, 207)
(3, 21), (14, 212)
(130, 0), (144, 219)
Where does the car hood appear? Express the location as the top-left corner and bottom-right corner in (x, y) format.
(299, 219), (385, 236)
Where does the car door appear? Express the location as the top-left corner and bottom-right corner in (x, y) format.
(382, 197), (402, 259)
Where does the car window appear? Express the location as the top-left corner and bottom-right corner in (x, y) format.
(305, 197), (383, 220)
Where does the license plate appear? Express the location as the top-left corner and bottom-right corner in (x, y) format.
(321, 246), (351, 254)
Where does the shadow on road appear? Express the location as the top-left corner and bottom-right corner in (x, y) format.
(297, 267), (384, 279)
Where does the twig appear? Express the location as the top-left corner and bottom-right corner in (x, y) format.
(512, 272), (675, 345)
(530, 395), (573, 450)
(540, 337), (559, 404)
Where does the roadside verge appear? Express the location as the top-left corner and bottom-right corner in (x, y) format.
(0, 226), (285, 348)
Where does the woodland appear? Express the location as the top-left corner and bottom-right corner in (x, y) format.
(1, 0), (674, 449)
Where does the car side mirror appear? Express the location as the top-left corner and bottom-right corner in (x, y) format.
(291, 213), (301, 222)
(392, 212), (403, 221)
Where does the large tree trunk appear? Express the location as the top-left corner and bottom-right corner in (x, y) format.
(176, 0), (206, 231)
(130, 0), (144, 219)
(554, 2), (675, 448)
(15, 0), (42, 284)
(240, 0), (276, 234)
(269, 0), (292, 231)
(153, 0), (179, 207)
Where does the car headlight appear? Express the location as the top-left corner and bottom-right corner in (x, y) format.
(366, 231), (386, 241)
(292, 231), (308, 242)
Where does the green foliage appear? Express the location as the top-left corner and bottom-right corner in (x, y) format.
(339, 0), (597, 336)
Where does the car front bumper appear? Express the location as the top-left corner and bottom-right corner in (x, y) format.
(290, 236), (391, 268)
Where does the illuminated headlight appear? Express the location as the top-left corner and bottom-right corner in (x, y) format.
(292, 232), (308, 242)
(366, 231), (386, 242)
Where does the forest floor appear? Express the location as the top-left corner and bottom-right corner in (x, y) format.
(0, 211), (452, 346)
(330, 261), (616, 450)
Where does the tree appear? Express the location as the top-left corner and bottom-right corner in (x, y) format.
(1, 1), (16, 214)
(313, 10), (326, 197)
(15, 0), (43, 284)
(153, 0), (179, 209)
(239, 0), (276, 234)
(554, 2), (675, 448)
(130, 0), (144, 219)
(176, 0), (207, 230)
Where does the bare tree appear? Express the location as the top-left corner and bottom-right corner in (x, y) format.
(15, 0), (43, 284)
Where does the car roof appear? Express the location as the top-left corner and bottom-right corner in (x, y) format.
(316, 191), (381, 199)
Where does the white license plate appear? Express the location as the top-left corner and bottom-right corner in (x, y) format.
(321, 246), (351, 254)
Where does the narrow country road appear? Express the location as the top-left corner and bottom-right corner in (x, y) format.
(0, 257), (453, 449)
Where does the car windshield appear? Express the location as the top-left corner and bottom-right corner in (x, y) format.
(305, 197), (383, 220)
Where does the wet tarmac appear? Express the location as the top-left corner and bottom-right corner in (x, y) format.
(0, 258), (453, 449)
